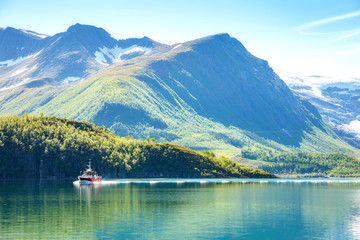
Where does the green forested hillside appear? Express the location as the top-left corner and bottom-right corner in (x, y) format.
(237, 147), (360, 177)
(0, 115), (274, 179)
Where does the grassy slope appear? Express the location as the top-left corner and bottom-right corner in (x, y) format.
(0, 43), (358, 169)
(0, 83), (67, 115)
(28, 49), (358, 157)
(0, 115), (274, 179)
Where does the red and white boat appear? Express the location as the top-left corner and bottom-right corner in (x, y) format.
(78, 161), (102, 184)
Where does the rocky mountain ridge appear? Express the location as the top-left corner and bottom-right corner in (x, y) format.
(0, 24), (160, 89)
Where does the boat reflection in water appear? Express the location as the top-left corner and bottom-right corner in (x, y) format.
(73, 180), (103, 207)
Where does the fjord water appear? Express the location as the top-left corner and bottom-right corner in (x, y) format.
(1, 179), (360, 239)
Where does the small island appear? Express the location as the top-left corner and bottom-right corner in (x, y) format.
(0, 115), (274, 179)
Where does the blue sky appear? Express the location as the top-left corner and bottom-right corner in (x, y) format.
(1, 0), (359, 78)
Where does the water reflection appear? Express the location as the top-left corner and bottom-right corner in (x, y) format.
(350, 215), (360, 239)
(73, 182), (103, 207)
(2, 179), (360, 239)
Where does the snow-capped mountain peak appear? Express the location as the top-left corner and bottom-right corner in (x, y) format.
(0, 24), (160, 90)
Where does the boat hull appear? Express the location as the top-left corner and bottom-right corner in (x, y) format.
(78, 177), (102, 184)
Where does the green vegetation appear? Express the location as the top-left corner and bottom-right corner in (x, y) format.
(239, 147), (360, 177)
(0, 37), (358, 160)
(0, 115), (274, 179)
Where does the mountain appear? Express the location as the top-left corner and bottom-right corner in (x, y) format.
(0, 27), (47, 61)
(0, 24), (358, 161)
(0, 24), (159, 88)
(137, 34), (321, 145)
(0, 115), (274, 179)
(283, 76), (360, 149)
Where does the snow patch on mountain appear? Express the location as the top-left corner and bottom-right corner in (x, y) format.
(62, 76), (81, 84)
(30, 64), (37, 71)
(311, 86), (323, 98)
(0, 50), (43, 67)
(10, 64), (38, 77)
(20, 29), (48, 39)
(94, 51), (109, 65)
(10, 66), (29, 77)
(0, 56), (28, 67)
(50, 37), (62, 46)
(0, 78), (31, 92)
(173, 44), (182, 49)
(94, 45), (152, 64)
(123, 47), (148, 55)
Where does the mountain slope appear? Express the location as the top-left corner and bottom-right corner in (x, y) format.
(0, 24), (358, 160)
(30, 33), (356, 156)
(140, 34), (325, 145)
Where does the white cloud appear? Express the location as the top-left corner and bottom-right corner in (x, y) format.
(300, 10), (360, 30)
(310, 48), (360, 55)
(331, 28), (360, 42)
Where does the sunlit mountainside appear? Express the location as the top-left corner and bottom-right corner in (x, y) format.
(0, 24), (358, 162)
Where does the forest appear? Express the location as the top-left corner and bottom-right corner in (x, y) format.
(0, 114), (274, 179)
(241, 146), (360, 177)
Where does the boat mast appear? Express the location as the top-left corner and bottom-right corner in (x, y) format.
(87, 160), (92, 171)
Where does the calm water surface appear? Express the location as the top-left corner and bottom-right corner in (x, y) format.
(1, 178), (360, 239)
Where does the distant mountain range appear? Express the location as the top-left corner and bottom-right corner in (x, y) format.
(0, 24), (156, 87)
(0, 24), (358, 158)
(283, 76), (360, 149)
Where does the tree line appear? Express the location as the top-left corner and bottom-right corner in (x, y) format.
(0, 114), (274, 179)
(241, 146), (360, 177)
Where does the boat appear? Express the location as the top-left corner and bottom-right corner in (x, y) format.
(78, 161), (102, 184)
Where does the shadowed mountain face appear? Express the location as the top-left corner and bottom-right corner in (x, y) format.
(0, 24), (356, 156)
(0, 27), (47, 61)
(137, 34), (324, 145)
